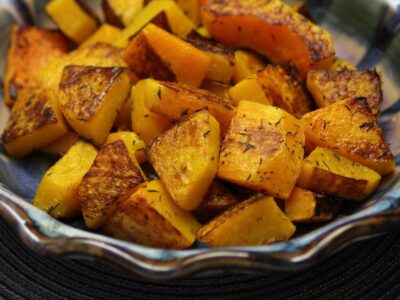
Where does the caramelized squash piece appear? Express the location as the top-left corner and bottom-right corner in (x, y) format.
(80, 24), (121, 48)
(193, 180), (239, 223)
(301, 98), (395, 175)
(141, 78), (235, 132)
(46, 0), (98, 44)
(148, 111), (220, 211)
(33, 141), (97, 218)
(131, 84), (173, 144)
(4, 26), (70, 106)
(307, 69), (383, 117)
(103, 0), (144, 27)
(1, 88), (68, 158)
(257, 65), (313, 118)
(218, 101), (305, 199)
(78, 140), (144, 229)
(232, 49), (266, 83)
(117, 0), (196, 47)
(197, 194), (295, 246)
(330, 57), (356, 71)
(186, 33), (235, 83)
(297, 147), (381, 200)
(201, 80), (232, 101)
(59, 65), (130, 145)
(285, 187), (340, 223)
(103, 180), (201, 248)
(123, 24), (210, 87)
(229, 75), (273, 106)
(41, 132), (80, 158)
(201, 0), (335, 78)
(105, 131), (147, 164)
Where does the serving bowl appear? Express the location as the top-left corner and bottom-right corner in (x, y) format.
(0, 0), (399, 280)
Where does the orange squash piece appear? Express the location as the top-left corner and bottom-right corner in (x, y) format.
(201, 0), (335, 78)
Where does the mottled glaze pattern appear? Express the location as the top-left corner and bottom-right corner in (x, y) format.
(0, 0), (399, 280)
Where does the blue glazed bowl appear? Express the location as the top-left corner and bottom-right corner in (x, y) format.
(0, 0), (399, 280)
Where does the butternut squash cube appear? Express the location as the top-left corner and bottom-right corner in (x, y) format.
(103, 0), (144, 27)
(307, 69), (383, 117)
(257, 65), (313, 118)
(285, 187), (341, 223)
(301, 98), (395, 175)
(33, 141), (97, 218)
(197, 194), (296, 246)
(46, 0), (98, 44)
(201, 0), (335, 78)
(1, 88), (68, 158)
(4, 25), (70, 106)
(218, 101), (305, 200)
(330, 57), (356, 71)
(297, 147), (381, 200)
(229, 75), (273, 106)
(232, 50), (266, 83)
(105, 131), (146, 164)
(78, 140), (144, 229)
(147, 110), (220, 211)
(41, 131), (80, 158)
(59, 65), (130, 145)
(123, 24), (211, 87)
(117, 0), (196, 47)
(131, 84), (173, 144)
(103, 180), (201, 249)
(175, 0), (202, 26)
(79, 24), (121, 48)
(140, 78), (235, 132)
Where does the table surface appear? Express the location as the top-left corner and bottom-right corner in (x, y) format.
(0, 217), (399, 300)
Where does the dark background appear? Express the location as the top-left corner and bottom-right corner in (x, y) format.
(1, 218), (399, 300)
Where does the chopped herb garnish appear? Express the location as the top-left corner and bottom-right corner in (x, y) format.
(203, 130), (210, 138)
(359, 122), (375, 131)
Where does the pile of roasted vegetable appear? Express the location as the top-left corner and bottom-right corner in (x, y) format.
(1, 0), (395, 248)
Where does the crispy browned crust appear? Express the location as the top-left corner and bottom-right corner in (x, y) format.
(102, 0), (124, 28)
(186, 31), (234, 61)
(202, 0), (335, 62)
(123, 32), (175, 81)
(59, 65), (125, 122)
(1, 88), (59, 144)
(5, 26), (70, 105)
(312, 194), (341, 222)
(78, 140), (144, 225)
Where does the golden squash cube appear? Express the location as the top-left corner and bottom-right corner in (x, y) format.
(232, 50), (266, 83)
(131, 84), (173, 144)
(4, 25), (70, 106)
(176, 0), (202, 26)
(123, 24), (211, 87)
(197, 194), (296, 246)
(41, 131), (80, 158)
(330, 57), (356, 71)
(1, 88), (68, 158)
(46, 0), (98, 44)
(218, 101), (305, 199)
(301, 98), (395, 175)
(103, 0), (144, 27)
(297, 147), (381, 201)
(229, 75), (273, 107)
(285, 187), (341, 223)
(147, 110), (220, 211)
(59, 65), (130, 145)
(33, 141), (97, 218)
(141, 78), (235, 132)
(79, 24), (121, 48)
(307, 69), (383, 117)
(105, 131), (146, 164)
(103, 180), (201, 249)
(78, 140), (144, 229)
(257, 65), (313, 118)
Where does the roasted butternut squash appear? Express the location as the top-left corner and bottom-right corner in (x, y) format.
(200, 80), (232, 101)
(46, 0), (98, 44)
(33, 141), (97, 218)
(301, 98), (395, 175)
(78, 140), (144, 229)
(197, 194), (295, 246)
(1, 88), (68, 158)
(201, 0), (335, 78)
(307, 69), (383, 117)
(147, 110), (220, 211)
(79, 24), (121, 48)
(4, 26), (70, 106)
(297, 147), (382, 200)
(41, 132), (80, 158)
(103, 0), (144, 27)
(232, 49), (266, 83)
(175, 0), (202, 26)
(103, 180), (201, 248)
(330, 57), (356, 71)
(229, 75), (273, 106)
(59, 65), (131, 145)
(105, 131), (147, 164)
(218, 101), (305, 199)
